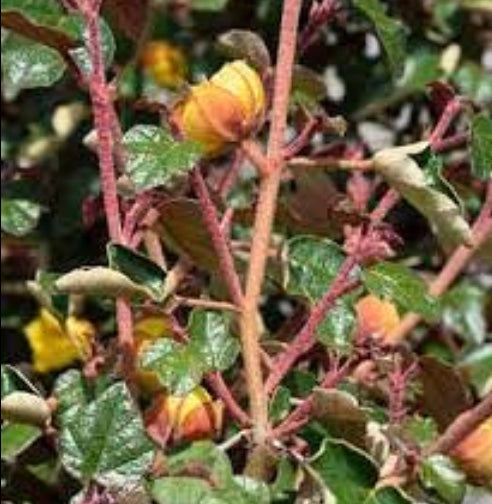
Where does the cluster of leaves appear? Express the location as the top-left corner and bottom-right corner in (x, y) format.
(1, 0), (491, 503)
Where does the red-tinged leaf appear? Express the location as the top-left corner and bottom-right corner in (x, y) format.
(103, 0), (149, 41)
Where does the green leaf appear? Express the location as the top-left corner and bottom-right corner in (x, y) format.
(454, 61), (492, 105)
(459, 345), (492, 398)
(402, 415), (438, 450)
(1, 423), (41, 461)
(1, 365), (38, 398)
(187, 309), (239, 372)
(286, 236), (356, 350)
(269, 386), (291, 423)
(363, 261), (438, 319)
(152, 477), (214, 504)
(364, 486), (413, 504)
(309, 439), (378, 504)
(470, 112), (492, 180)
(107, 243), (167, 302)
(191, 0), (228, 10)
(420, 455), (466, 504)
(1, 31), (65, 100)
(59, 382), (153, 485)
(442, 282), (487, 346)
(140, 339), (207, 395)
(270, 458), (296, 500)
(122, 125), (202, 191)
(1, 198), (41, 236)
(1, 0), (64, 25)
(353, 0), (406, 76)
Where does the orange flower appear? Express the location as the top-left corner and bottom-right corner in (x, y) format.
(141, 41), (186, 89)
(451, 417), (492, 483)
(171, 60), (265, 155)
(355, 295), (401, 345)
(144, 387), (223, 444)
(134, 316), (172, 395)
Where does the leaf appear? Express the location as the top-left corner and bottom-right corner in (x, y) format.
(152, 477), (213, 504)
(190, 0), (228, 11)
(311, 389), (368, 449)
(309, 439), (378, 504)
(292, 65), (327, 102)
(1, 31), (65, 100)
(139, 339), (207, 395)
(1, 0), (76, 54)
(217, 30), (270, 71)
(419, 356), (472, 431)
(441, 282), (487, 346)
(420, 454), (466, 504)
(187, 309), (239, 372)
(140, 309), (238, 395)
(122, 125), (202, 191)
(373, 142), (473, 248)
(155, 198), (219, 272)
(107, 243), (167, 302)
(269, 386), (291, 423)
(364, 486), (413, 504)
(104, 0), (149, 41)
(470, 112), (492, 180)
(1, 423), (41, 461)
(362, 261), (438, 319)
(1, 365), (39, 398)
(454, 61), (492, 105)
(353, 0), (406, 76)
(1, 198), (41, 236)
(286, 236), (356, 350)
(59, 382), (153, 485)
(459, 345), (492, 398)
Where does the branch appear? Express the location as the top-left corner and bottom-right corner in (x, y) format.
(238, 0), (304, 445)
(429, 393), (492, 455)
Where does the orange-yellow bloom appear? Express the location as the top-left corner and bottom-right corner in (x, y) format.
(24, 309), (94, 373)
(134, 315), (172, 395)
(451, 417), (492, 483)
(171, 60), (266, 155)
(355, 295), (401, 345)
(141, 41), (186, 89)
(145, 386), (223, 443)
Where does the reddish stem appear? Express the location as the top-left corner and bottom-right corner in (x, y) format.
(428, 99), (462, 146)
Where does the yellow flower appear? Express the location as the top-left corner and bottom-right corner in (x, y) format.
(145, 386), (223, 443)
(355, 295), (401, 346)
(141, 41), (186, 89)
(134, 315), (172, 395)
(171, 60), (266, 155)
(451, 417), (492, 484)
(24, 309), (94, 373)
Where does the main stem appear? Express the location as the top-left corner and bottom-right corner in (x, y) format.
(80, 0), (134, 368)
(239, 0), (303, 445)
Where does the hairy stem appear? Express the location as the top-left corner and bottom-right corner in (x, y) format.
(238, 0), (303, 445)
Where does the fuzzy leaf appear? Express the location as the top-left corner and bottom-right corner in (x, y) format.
(373, 142), (472, 247)
(420, 455), (466, 504)
(59, 382), (153, 485)
(122, 125), (202, 190)
(470, 112), (492, 179)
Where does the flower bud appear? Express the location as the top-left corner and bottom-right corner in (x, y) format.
(451, 417), (492, 483)
(171, 60), (265, 155)
(355, 295), (401, 345)
(145, 387), (223, 444)
(141, 41), (186, 89)
(1, 391), (51, 427)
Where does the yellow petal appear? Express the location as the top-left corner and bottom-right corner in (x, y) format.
(165, 386), (213, 427)
(24, 309), (94, 373)
(141, 41), (186, 89)
(355, 295), (401, 345)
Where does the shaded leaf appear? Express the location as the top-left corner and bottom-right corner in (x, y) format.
(353, 0), (406, 76)
(59, 382), (153, 484)
(1, 31), (65, 100)
(107, 243), (167, 302)
(269, 386), (291, 424)
(470, 112), (492, 180)
(454, 61), (492, 105)
(292, 65), (327, 102)
(459, 345), (492, 398)
(420, 454), (466, 504)
(311, 389), (368, 449)
(104, 0), (149, 41)
(217, 30), (270, 71)
(122, 124), (202, 191)
(309, 438), (378, 504)
(155, 198), (219, 272)
(1, 365), (38, 398)
(191, 0), (228, 11)
(1, 423), (41, 461)
(419, 356), (472, 431)
(373, 142), (472, 247)
(442, 282), (487, 346)
(363, 261), (438, 319)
